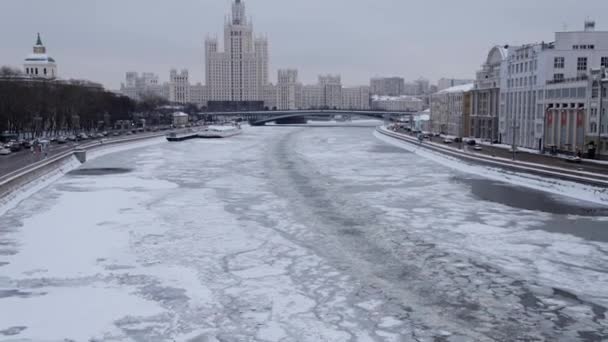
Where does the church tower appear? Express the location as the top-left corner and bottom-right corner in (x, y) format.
(24, 33), (58, 79)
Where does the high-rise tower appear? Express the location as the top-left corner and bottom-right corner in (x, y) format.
(205, 0), (269, 103)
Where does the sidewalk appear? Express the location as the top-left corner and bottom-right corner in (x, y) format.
(395, 129), (608, 176)
(379, 127), (608, 187)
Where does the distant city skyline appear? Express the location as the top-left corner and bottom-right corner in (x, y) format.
(1, 0), (607, 89)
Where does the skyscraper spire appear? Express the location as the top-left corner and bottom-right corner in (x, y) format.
(232, 0), (246, 25)
(36, 32), (43, 46)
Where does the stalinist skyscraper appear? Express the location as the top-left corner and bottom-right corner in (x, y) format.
(205, 0), (269, 103)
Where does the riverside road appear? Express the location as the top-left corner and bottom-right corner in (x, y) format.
(0, 123), (608, 341)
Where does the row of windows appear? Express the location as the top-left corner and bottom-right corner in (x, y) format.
(509, 60), (538, 74)
(507, 75), (537, 88)
(573, 45), (595, 50)
(545, 87), (586, 99)
(25, 67), (52, 76)
(554, 56), (598, 71)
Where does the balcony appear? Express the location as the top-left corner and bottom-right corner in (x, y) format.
(546, 75), (588, 85)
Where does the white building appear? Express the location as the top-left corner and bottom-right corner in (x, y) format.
(500, 21), (608, 151)
(437, 78), (474, 91)
(471, 46), (506, 141)
(23, 33), (57, 79)
(120, 72), (164, 101)
(370, 77), (404, 96)
(277, 69), (298, 110)
(172, 112), (189, 127)
(169, 69), (190, 104)
(372, 95), (424, 112)
(301, 85), (323, 109)
(319, 75), (342, 109)
(190, 83), (208, 108)
(342, 86), (370, 110)
(262, 84), (278, 110)
(205, 0), (269, 102)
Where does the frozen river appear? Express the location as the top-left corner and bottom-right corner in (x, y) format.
(1, 124), (608, 341)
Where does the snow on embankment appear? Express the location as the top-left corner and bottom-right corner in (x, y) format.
(374, 128), (608, 206)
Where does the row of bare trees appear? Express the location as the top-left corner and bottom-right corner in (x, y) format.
(0, 66), (136, 137)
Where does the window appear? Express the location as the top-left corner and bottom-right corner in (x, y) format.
(577, 57), (588, 71)
(602, 57), (608, 68)
(554, 57), (565, 69)
(553, 73), (564, 82)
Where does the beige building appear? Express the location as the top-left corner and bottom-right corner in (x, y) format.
(430, 83), (474, 136)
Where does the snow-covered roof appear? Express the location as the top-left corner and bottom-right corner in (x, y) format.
(172, 112), (189, 117)
(24, 53), (56, 64)
(414, 114), (430, 121)
(437, 83), (474, 94)
(371, 95), (423, 102)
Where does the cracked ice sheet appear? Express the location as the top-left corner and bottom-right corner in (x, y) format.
(1, 126), (608, 341)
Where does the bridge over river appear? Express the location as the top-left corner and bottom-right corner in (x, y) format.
(205, 109), (415, 125)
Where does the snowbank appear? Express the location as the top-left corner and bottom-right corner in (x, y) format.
(374, 130), (608, 206)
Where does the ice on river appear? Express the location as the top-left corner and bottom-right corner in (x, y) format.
(1, 125), (607, 341)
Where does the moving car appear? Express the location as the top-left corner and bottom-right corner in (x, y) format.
(0, 147), (11, 155)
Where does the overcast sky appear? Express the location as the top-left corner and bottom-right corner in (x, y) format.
(1, 0), (606, 89)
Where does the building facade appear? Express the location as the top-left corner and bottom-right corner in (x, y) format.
(471, 46), (505, 141)
(301, 85), (323, 109)
(500, 21), (608, 151)
(190, 83), (209, 108)
(205, 0), (269, 103)
(120, 72), (164, 101)
(370, 77), (405, 96)
(319, 75), (342, 109)
(430, 83), (474, 136)
(277, 69), (298, 110)
(24, 33), (57, 79)
(169, 69), (191, 104)
(342, 86), (371, 110)
(371, 95), (423, 112)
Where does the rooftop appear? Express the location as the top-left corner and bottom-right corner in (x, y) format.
(437, 83), (475, 94)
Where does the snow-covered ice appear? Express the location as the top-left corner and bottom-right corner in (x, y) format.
(1, 124), (607, 341)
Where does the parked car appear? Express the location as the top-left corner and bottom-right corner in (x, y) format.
(0, 147), (12, 155)
(112, 132), (121, 136)
(102, 131), (109, 136)
(77, 133), (89, 140)
(67, 135), (78, 142)
(443, 139), (453, 144)
(22, 140), (33, 148)
(566, 156), (582, 164)
(473, 145), (483, 151)
(8, 142), (22, 152)
(466, 140), (477, 146)
(57, 136), (68, 144)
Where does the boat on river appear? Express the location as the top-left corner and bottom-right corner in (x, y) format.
(197, 125), (242, 139)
